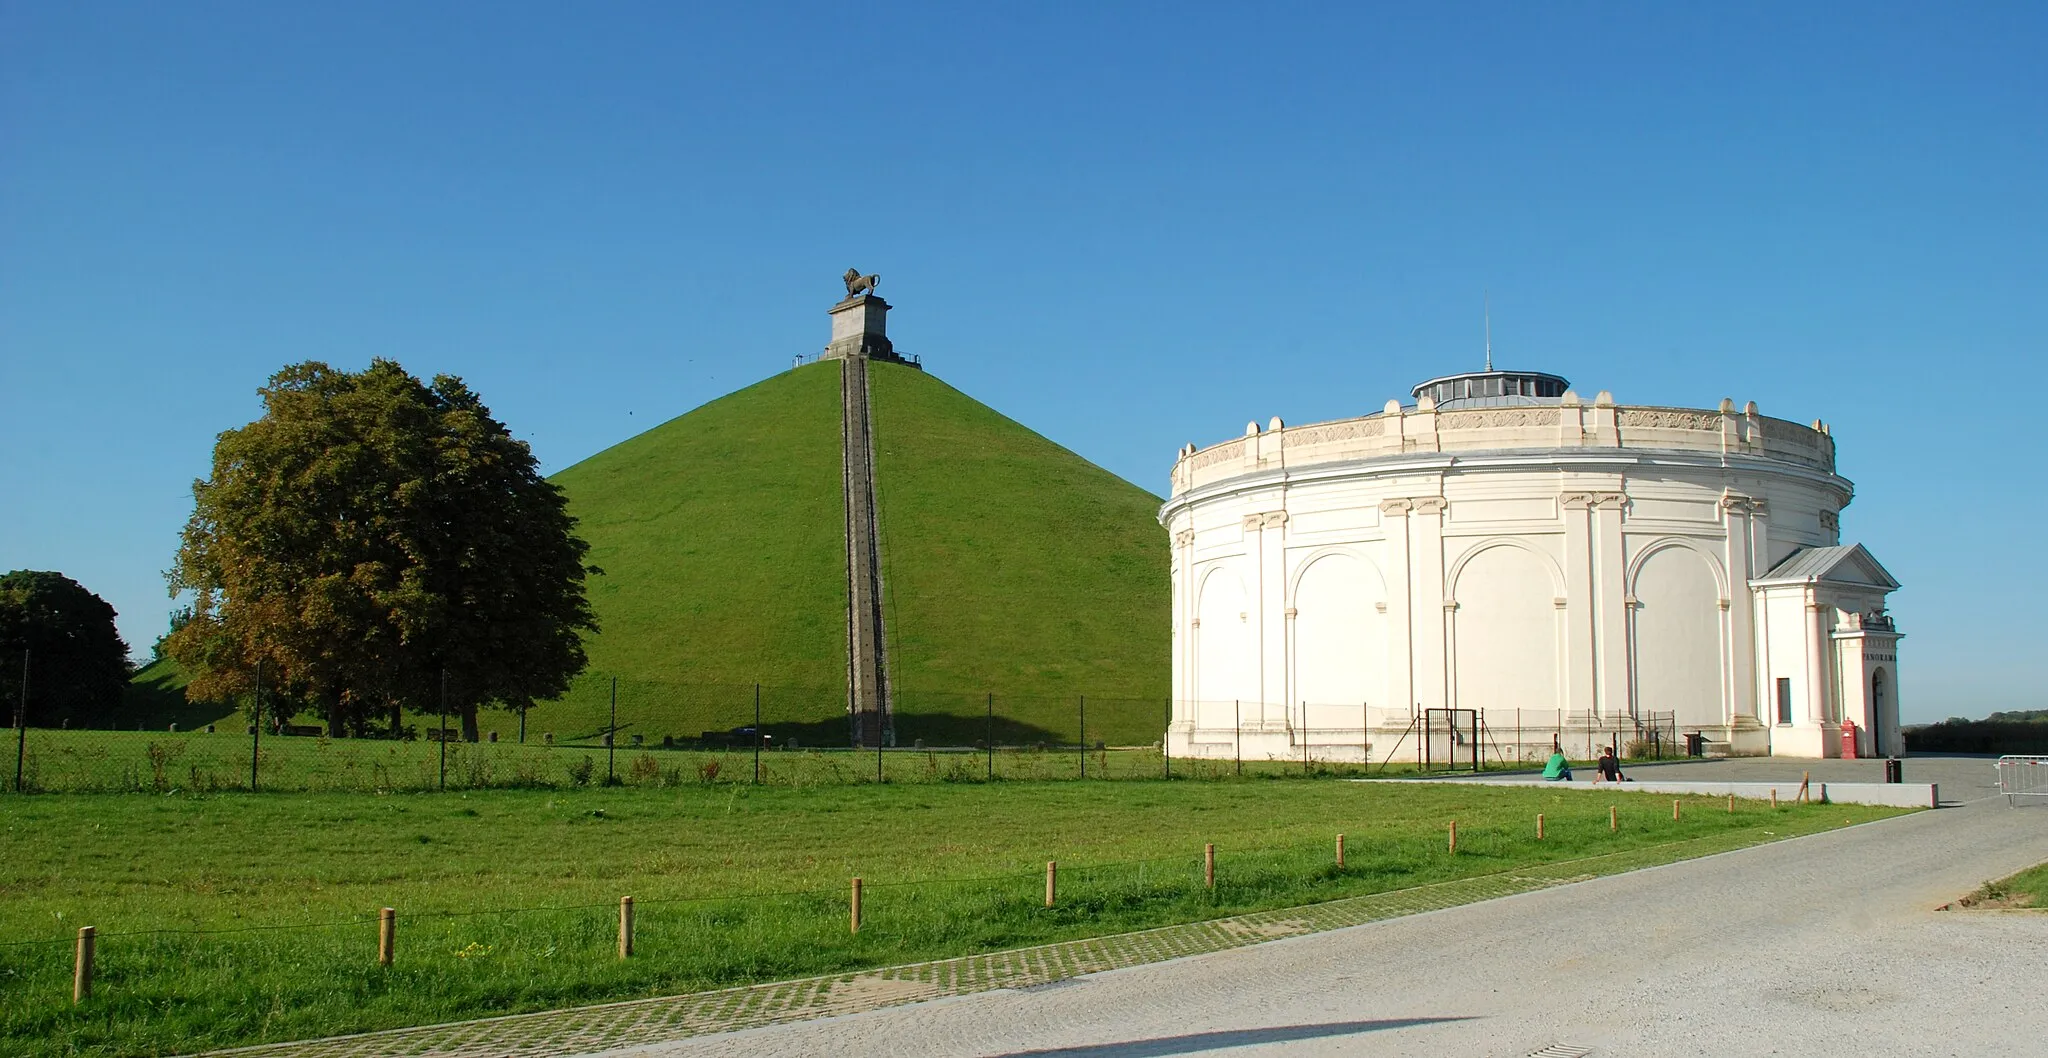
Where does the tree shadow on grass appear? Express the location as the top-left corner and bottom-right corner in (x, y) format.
(985, 1016), (1479, 1057)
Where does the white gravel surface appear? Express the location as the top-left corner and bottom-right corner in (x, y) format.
(608, 758), (2047, 1058)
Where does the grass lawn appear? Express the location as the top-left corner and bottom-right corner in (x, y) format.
(1959, 861), (2048, 909)
(6, 728), (1439, 793)
(2, 780), (1905, 1056)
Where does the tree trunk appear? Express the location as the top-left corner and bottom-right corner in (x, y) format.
(326, 692), (346, 739)
(461, 700), (480, 743)
(391, 700), (402, 739)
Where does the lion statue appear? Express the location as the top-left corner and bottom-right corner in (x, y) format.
(842, 268), (880, 297)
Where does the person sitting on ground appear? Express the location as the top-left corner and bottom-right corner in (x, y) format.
(1542, 749), (1573, 782)
(1595, 745), (1625, 783)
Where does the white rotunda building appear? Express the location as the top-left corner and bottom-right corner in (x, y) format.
(1161, 367), (1903, 762)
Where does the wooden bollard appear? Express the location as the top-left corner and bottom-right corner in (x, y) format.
(1447, 820), (1458, 854)
(1609, 806), (1618, 832)
(1771, 788), (1779, 809)
(73, 926), (94, 1004)
(1045, 861), (1057, 908)
(1674, 799), (1682, 821)
(378, 907), (395, 967)
(1800, 771), (1811, 803)
(850, 878), (863, 934)
(1204, 843), (1216, 889)
(618, 896), (634, 959)
(1728, 793), (1735, 814)
(1335, 833), (1346, 869)
(1536, 813), (1545, 840)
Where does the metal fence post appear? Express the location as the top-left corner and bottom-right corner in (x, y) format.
(608, 676), (617, 785)
(438, 668), (448, 792)
(1078, 695), (1086, 779)
(1234, 699), (1242, 777)
(16, 649), (28, 793)
(753, 683), (761, 785)
(986, 693), (994, 781)
(251, 658), (263, 793)
(1163, 697), (1170, 779)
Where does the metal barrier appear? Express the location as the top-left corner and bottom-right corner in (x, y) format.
(1995, 755), (2048, 806)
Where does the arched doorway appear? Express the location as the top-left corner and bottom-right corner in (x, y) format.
(1871, 668), (1890, 757)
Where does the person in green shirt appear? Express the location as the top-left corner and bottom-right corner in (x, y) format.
(1542, 749), (1573, 781)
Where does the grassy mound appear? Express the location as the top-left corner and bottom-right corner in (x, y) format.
(115, 658), (236, 733)
(492, 360), (1167, 747)
(533, 363), (851, 741)
(868, 362), (1167, 744)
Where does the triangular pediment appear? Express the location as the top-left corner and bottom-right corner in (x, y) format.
(1755, 543), (1900, 591)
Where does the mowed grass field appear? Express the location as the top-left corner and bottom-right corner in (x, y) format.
(2, 781), (1906, 1056)
(9, 727), (1385, 793)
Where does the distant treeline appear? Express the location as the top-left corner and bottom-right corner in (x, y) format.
(1905, 714), (2048, 755)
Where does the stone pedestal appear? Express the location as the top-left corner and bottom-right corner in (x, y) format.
(824, 294), (919, 368)
(826, 295), (894, 360)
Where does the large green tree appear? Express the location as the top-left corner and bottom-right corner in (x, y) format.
(167, 360), (598, 738)
(0, 571), (132, 728)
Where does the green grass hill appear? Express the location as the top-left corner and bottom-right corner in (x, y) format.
(514, 360), (1168, 746)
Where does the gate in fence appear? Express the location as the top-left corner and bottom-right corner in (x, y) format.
(1421, 708), (1479, 772)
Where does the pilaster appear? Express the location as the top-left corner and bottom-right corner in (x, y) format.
(1591, 491), (1629, 719)
(1807, 594), (1831, 723)
(1720, 493), (1759, 719)
(1411, 496), (1448, 711)
(1381, 499), (1415, 716)
(1245, 510), (1289, 728)
(1560, 492), (1598, 715)
(1172, 527), (1195, 728)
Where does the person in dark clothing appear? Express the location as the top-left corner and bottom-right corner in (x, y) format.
(1595, 746), (1625, 783)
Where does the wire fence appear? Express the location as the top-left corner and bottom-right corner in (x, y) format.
(6, 654), (1692, 794)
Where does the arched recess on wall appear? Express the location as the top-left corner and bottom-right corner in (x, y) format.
(1627, 539), (1728, 729)
(1288, 549), (1388, 733)
(1870, 667), (1891, 757)
(1194, 564), (1251, 732)
(1447, 540), (1563, 716)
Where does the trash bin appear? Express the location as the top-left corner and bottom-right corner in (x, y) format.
(1884, 758), (1902, 784)
(1684, 732), (1706, 757)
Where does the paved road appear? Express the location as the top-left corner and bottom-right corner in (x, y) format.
(613, 759), (2047, 1058)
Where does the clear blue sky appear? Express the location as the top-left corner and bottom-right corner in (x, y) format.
(3, 3), (2041, 722)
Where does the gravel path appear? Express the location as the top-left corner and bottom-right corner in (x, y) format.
(611, 762), (2047, 1058)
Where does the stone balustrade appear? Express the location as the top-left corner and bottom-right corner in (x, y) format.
(1170, 397), (1834, 497)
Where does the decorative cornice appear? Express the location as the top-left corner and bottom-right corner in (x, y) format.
(1173, 529), (1195, 548)
(1413, 497), (1449, 516)
(1379, 498), (1413, 516)
(1262, 511), (1289, 529)
(1818, 509), (1839, 531)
